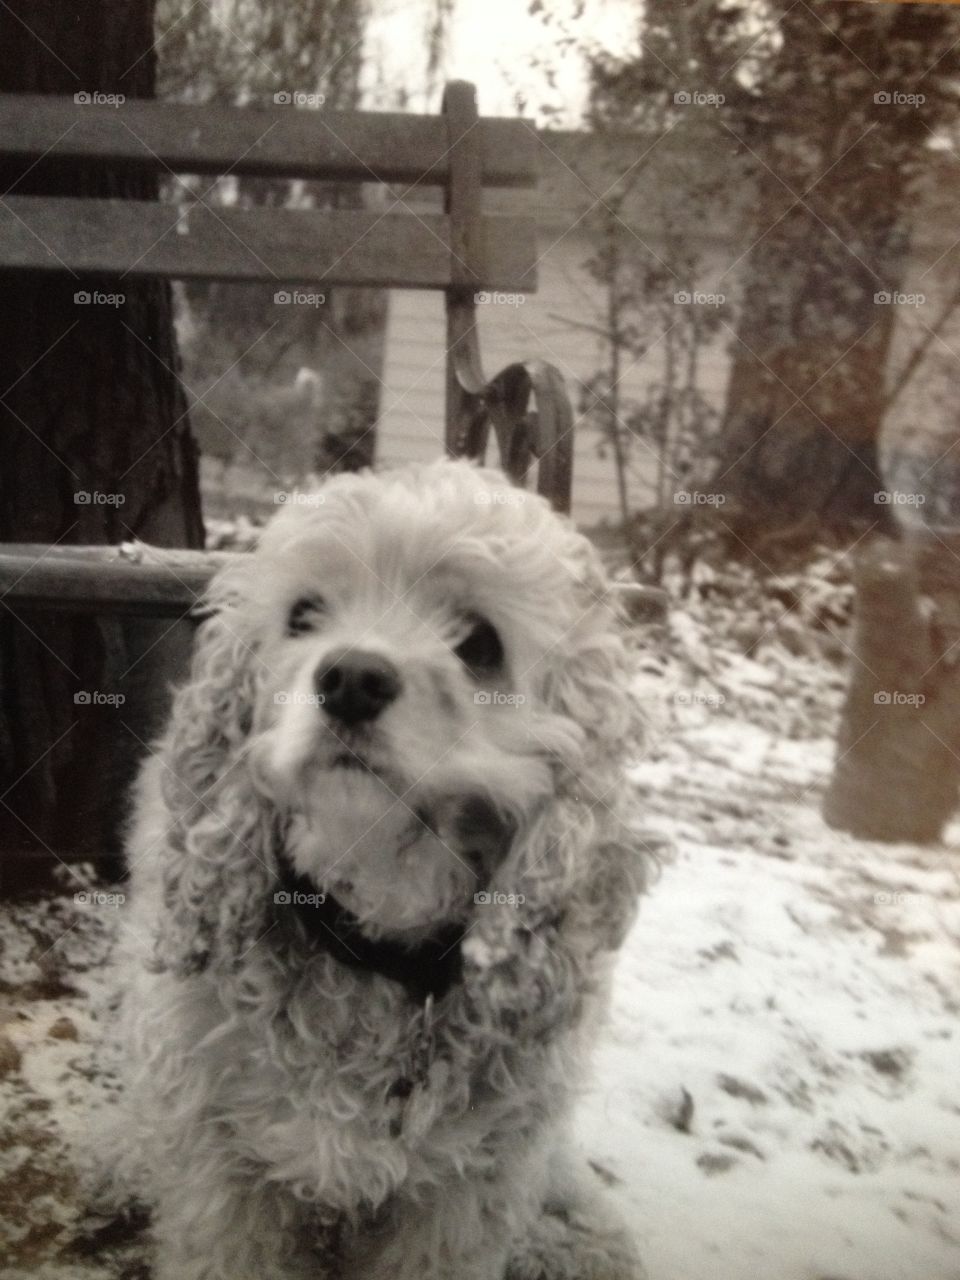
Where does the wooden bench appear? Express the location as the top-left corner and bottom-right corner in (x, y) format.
(0, 81), (574, 618)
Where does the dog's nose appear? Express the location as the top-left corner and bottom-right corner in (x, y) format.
(315, 649), (401, 724)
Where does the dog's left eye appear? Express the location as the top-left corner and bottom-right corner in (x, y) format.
(287, 594), (326, 636)
(454, 616), (504, 674)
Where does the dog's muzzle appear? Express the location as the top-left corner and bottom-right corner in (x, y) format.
(273, 796), (516, 1004)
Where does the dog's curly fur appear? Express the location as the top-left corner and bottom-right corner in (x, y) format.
(113, 460), (650, 1280)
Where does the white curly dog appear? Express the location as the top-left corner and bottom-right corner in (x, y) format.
(115, 459), (649, 1280)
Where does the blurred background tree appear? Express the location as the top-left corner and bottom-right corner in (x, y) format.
(155, 0), (385, 500)
(714, 0), (960, 559)
(156, 0), (365, 105)
(568, 0), (960, 566)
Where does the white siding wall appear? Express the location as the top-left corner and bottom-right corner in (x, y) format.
(376, 232), (731, 526)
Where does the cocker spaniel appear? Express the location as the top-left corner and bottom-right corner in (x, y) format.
(114, 459), (649, 1280)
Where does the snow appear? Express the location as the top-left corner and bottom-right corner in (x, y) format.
(2, 593), (960, 1277)
(574, 717), (960, 1280)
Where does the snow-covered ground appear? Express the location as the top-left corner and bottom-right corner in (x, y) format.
(578, 715), (960, 1280)
(2, 671), (959, 1278)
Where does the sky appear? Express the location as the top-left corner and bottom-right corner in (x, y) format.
(361, 0), (639, 125)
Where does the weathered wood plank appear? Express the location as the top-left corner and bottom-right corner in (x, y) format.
(0, 95), (539, 187)
(0, 197), (537, 290)
(0, 545), (231, 617)
(0, 545), (666, 619)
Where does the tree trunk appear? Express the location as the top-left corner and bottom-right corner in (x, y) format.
(0, 0), (203, 879)
(823, 535), (960, 842)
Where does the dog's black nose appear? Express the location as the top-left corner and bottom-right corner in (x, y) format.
(315, 650), (401, 724)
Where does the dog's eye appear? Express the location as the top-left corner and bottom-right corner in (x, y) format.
(454, 617), (503, 674)
(287, 594), (326, 636)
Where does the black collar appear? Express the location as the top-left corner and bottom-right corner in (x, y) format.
(274, 860), (464, 1004)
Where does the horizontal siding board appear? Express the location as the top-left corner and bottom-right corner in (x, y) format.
(0, 197), (537, 290)
(0, 95), (539, 188)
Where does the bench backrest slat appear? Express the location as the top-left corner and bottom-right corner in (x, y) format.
(0, 94), (538, 188)
(0, 196), (536, 290)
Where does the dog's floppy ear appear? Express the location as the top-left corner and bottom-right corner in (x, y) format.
(150, 579), (275, 977)
(536, 539), (652, 947)
(543, 538), (646, 766)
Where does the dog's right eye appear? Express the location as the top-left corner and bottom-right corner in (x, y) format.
(455, 616), (504, 675)
(287, 595), (326, 636)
